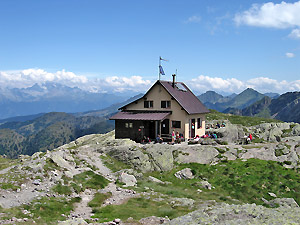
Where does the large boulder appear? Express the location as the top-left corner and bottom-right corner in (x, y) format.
(118, 172), (137, 187)
(240, 146), (278, 161)
(214, 124), (245, 144)
(252, 123), (291, 142)
(106, 146), (153, 172)
(175, 146), (219, 165)
(174, 168), (194, 180)
(146, 144), (174, 171)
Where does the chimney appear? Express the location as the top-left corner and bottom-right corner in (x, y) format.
(172, 74), (176, 88)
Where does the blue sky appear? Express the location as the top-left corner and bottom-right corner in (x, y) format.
(0, 0), (300, 95)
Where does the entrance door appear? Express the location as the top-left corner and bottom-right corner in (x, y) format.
(148, 121), (155, 139)
(190, 118), (195, 138)
(161, 119), (169, 134)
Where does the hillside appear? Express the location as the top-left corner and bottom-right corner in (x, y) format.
(1, 117), (300, 224)
(0, 112), (114, 158)
(240, 92), (300, 123)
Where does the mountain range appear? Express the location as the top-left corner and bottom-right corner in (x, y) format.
(0, 93), (143, 158)
(198, 89), (300, 123)
(0, 82), (129, 119)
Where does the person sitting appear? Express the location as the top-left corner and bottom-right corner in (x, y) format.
(175, 131), (181, 143)
(188, 135), (200, 145)
(142, 136), (151, 144)
(155, 134), (163, 144)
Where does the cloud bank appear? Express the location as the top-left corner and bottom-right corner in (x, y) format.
(187, 75), (300, 94)
(0, 69), (152, 94)
(234, 1), (300, 39)
(0, 69), (299, 95)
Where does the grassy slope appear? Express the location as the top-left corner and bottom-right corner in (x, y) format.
(207, 109), (281, 126)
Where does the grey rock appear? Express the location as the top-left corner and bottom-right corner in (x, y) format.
(58, 218), (88, 225)
(170, 197), (195, 207)
(199, 181), (212, 190)
(118, 173), (137, 187)
(139, 216), (170, 224)
(148, 176), (165, 184)
(32, 179), (41, 185)
(176, 146), (219, 164)
(167, 202), (300, 225)
(269, 198), (299, 208)
(174, 168), (194, 180)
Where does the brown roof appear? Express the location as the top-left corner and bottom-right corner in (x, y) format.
(159, 81), (210, 114)
(118, 80), (210, 115)
(110, 111), (170, 121)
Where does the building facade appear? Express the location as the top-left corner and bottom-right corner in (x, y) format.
(110, 77), (210, 142)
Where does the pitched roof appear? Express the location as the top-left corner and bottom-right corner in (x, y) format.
(119, 80), (210, 115)
(110, 111), (170, 121)
(159, 80), (210, 114)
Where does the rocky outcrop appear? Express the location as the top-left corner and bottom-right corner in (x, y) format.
(213, 123), (245, 143)
(167, 201), (300, 225)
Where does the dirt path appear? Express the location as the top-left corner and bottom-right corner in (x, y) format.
(71, 145), (139, 220)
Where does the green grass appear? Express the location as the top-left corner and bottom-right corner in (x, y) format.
(132, 159), (300, 208)
(0, 182), (19, 191)
(43, 158), (60, 172)
(88, 192), (112, 212)
(23, 197), (81, 224)
(207, 110), (281, 126)
(0, 156), (15, 170)
(187, 159), (300, 205)
(92, 197), (192, 222)
(72, 171), (109, 191)
(100, 155), (131, 172)
(0, 196), (81, 224)
(52, 183), (72, 195)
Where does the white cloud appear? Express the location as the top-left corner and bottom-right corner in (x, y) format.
(185, 15), (201, 23)
(289, 28), (300, 39)
(1, 69), (299, 95)
(0, 69), (152, 94)
(234, 1), (300, 28)
(0, 69), (88, 89)
(187, 75), (245, 93)
(286, 52), (295, 58)
(187, 75), (300, 94)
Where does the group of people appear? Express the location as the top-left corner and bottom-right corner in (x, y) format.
(201, 132), (217, 139)
(155, 130), (183, 144)
(171, 130), (182, 144)
(206, 122), (226, 129)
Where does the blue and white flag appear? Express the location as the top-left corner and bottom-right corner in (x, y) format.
(159, 65), (165, 75)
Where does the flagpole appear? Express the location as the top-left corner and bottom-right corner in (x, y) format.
(159, 56), (161, 81)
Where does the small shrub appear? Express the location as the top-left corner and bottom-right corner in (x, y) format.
(215, 147), (226, 154)
(52, 183), (72, 195)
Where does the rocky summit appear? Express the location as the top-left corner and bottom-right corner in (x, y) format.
(1, 120), (300, 224)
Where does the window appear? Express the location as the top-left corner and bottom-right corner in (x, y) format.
(144, 100), (153, 108)
(172, 120), (181, 128)
(125, 122), (133, 128)
(197, 118), (202, 129)
(161, 100), (171, 108)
